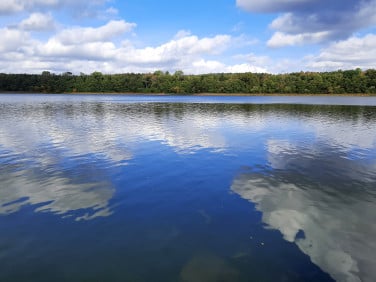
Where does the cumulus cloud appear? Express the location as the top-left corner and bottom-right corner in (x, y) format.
(4, 20), (136, 63)
(237, 0), (376, 47)
(189, 59), (225, 73)
(184, 60), (267, 74)
(106, 32), (267, 73)
(226, 63), (266, 73)
(7, 20), (129, 62)
(308, 34), (376, 70)
(55, 20), (135, 45)
(0, 1), (24, 14)
(267, 31), (331, 47)
(0, 28), (30, 52)
(0, 0), (274, 76)
(0, 20), (256, 74)
(19, 12), (56, 31)
(117, 33), (231, 65)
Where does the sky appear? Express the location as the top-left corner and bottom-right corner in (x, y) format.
(0, 0), (375, 74)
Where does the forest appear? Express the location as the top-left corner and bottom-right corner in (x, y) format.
(0, 68), (375, 94)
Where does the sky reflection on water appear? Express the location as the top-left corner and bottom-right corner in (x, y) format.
(0, 95), (375, 281)
(232, 142), (376, 282)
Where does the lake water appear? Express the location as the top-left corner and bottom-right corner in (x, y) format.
(0, 94), (375, 282)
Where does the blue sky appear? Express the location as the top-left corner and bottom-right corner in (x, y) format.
(0, 0), (375, 74)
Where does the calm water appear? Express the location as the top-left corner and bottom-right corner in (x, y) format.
(0, 94), (376, 282)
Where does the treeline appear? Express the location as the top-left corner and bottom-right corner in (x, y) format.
(0, 69), (375, 94)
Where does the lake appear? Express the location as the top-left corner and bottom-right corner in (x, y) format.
(0, 94), (375, 282)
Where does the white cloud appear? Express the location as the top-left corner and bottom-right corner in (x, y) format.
(0, 2), (285, 74)
(0, 1), (24, 14)
(0, 25), (268, 74)
(185, 35), (230, 55)
(0, 28), (30, 52)
(226, 63), (267, 73)
(115, 34), (270, 74)
(4, 15), (373, 75)
(114, 34), (232, 72)
(18, 23), (233, 73)
(19, 12), (56, 31)
(1, 0), (375, 75)
(308, 34), (376, 70)
(267, 31), (332, 47)
(2, 0), (284, 76)
(190, 59), (225, 73)
(40, 40), (117, 60)
(55, 20), (136, 44)
(15, 20), (136, 63)
(185, 60), (267, 74)
(174, 30), (192, 39)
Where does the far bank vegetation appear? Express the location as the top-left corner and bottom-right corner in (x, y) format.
(0, 69), (375, 94)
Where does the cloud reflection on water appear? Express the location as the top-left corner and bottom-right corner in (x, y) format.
(0, 100), (376, 229)
(232, 139), (376, 282)
(0, 102), (234, 220)
(0, 166), (114, 220)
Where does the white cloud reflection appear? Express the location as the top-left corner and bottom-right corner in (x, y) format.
(0, 168), (114, 221)
(1, 101), (376, 225)
(0, 102), (232, 219)
(232, 137), (376, 282)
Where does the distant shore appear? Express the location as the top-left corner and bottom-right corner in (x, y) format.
(1, 91), (375, 97)
(193, 93), (376, 97)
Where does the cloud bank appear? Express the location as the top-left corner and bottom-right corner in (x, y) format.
(309, 34), (376, 70)
(0, 0), (374, 74)
(0, 0), (270, 74)
(0, 17), (265, 74)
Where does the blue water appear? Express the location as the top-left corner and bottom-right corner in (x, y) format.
(0, 94), (375, 281)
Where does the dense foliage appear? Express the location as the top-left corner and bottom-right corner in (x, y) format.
(0, 69), (375, 94)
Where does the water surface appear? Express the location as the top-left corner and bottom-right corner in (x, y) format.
(0, 94), (375, 281)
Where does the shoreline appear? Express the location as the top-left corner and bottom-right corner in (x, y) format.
(0, 91), (375, 97)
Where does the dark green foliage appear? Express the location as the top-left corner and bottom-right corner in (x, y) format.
(0, 69), (375, 94)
